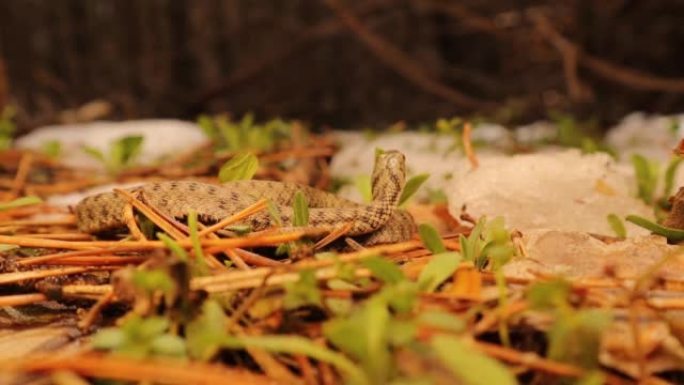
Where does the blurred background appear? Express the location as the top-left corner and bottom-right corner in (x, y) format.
(1, 0), (684, 132)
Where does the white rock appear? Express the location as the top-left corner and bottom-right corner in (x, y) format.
(447, 149), (654, 236)
(503, 230), (676, 279)
(16, 120), (209, 170)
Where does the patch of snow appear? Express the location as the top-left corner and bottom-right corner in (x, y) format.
(470, 123), (512, 149)
(514, 120), (557, 144)
(447, 149), (654, 236)
(606, 112), (684, 162)
(16, 120), (209, 170)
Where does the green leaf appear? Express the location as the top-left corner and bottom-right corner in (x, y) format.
(354, 175), (373, 203)
(417, 310), (466, 333)
(384, 280), (419, 314)
(187, 210), (209, 275)
(82, 145), (106, 164)
(427, 189), (448, 204)
(150, 334), (187, 357)
(362, 256), (405, 284)
(222, 335), (369, 385)
(0, 196), (42, 211)
(625, 214), (684, 242)
(135, 317), (170, 340)
(418, 224), (446, 254)
(157, 232), (190, 261)
(631, 154), (659, 204)
(283, 270), (321, 309)
(526, 279), (572, 311)
(131, 269), (175, 296)
(186, 300), (228, 360)
(267, 199), (283, 227)
(293, 191), (309, 227)
(399, 174), (430, 207)
(435, 117), (462, 134)
(41, 140), (62, 158)
(217, 117), (241, 151)
(218, 152), (259, 182)
(197, 115), (218, 142)
(547, 310), (612, 369)
(431, 336), (517, 385)
(461, 217), (486, 261)
(606, 214), (626, 238)
(417, 252), (461, 292)
(664, 158), (683, 197)
(91, 328), (127, 350)
(111, 135), (144, 167)
(324, 296), (391, 384)
(386, 318), (417, 347)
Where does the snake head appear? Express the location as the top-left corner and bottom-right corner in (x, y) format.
(371, 150), (406, 205)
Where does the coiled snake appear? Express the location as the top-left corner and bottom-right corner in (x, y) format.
(75, 150), (416, 245)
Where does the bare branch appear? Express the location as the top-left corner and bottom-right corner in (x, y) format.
(323, 0), (493, 110)
(529, 10), (684, 93)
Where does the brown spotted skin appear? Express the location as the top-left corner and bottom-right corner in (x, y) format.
(75, 151), (416, 245)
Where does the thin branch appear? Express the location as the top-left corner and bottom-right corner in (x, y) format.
(188, 0), (397, 114)
(529, 10), (684, 93)
(323, 0), (493, 110)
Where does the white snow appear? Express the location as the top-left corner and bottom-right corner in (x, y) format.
(15, 119), (209, 170)
(446, 149), (654, 236)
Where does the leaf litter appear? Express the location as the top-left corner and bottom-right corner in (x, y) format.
(2, 116), (684, 385)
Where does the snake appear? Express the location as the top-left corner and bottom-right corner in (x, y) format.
(74, 150), (416, 246)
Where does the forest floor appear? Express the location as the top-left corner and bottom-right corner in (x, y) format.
(1, 115), (684, 385)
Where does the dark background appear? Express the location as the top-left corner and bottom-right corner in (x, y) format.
(2, 0), (684, 131)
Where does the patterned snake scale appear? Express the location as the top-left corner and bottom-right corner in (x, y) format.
(75, 150), (416, 246)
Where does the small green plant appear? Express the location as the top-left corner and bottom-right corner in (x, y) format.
(157, 231), (208, 276)
(198, 113), (293, 153)
(663, 158), (683, 198)
(527, 279), (612, 373)
(631, 154), (660, 205)
(399, 174), (430, 207)
(549, 112), (614, 156)
(91, 315), (186, 359)
(426, 188), (448, 204)
(0, 105), (16, 150)
(276, 190), (311, 257)
(431, 336), (517, 385)
(458, 217), (515, 270)
(41, 140), (62, 158)
(435, 117), (464, 134)
(283, 270), (322, 309)
(83, 135), (144, 175)
(218, 152), (259, 182)
(606, 214), (626, 238)
(417, 224), (460, 292)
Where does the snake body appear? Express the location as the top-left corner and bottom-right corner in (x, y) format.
(75, 151), (416, 245)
